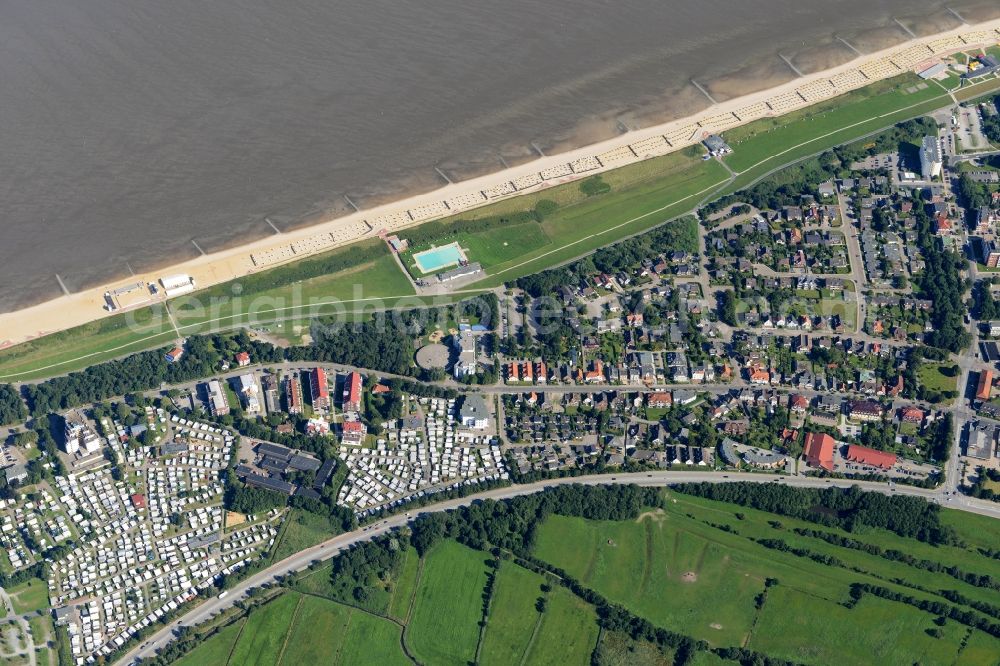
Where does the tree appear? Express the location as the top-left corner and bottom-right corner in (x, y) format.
(717, 290), (738, 326)
(0, 385), (27, 426)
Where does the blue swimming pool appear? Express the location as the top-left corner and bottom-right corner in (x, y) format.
(413, 242), (466, 273)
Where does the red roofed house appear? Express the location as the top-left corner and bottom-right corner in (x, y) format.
(341, 419), (366, 443)
(977, 370), (993, 402)
(507, 362), (520, 382)
(235, 351), (251, 367)
(584, 360), (605, 383)
(749, 368), (770, 385)
(647, 392), (672, 409)
(934, 214), (951, 235)
(845, 444), (897, 470)
(899, 406), (925, 424)
(164, 347), (184, 363)
(535, 361), (548, 384)
(311, 368), (330, 411)
(343, 371), (363, 414)
(130, 493), (147, 510)
(372, 383), (391, 394)
(803, 432), (835, 471)
(789, 394), (809, 414)
(285, 376), (303, 415)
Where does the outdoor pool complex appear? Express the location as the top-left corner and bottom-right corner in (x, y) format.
(413, 242), (467, 273)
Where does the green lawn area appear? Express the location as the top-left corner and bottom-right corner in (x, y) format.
(27, 613), (54, 664)
(667, 492), (1000, 609)
(525, 586), (600, 665)
(387, 546), (421, 622)
(960, 629), (1000, 665)
(918, 362), (959, 394)
(0, 306), (178, 383)
(470, 159), (729, 288)
(172, 251), (414, 333)
(407, 540), (491, 666)
(480, 561), (546, 666)
(0, 240), (413, 381)
(269, 508), (336, 564)
(334, 608), (411, 666)
(227, 592), (300, 666)
(8, 578), (49, 615)
(955, 75), (1000, 102)
(173, 619), (245, 666)
(280, 594), (408, 666)
(534, 513), (762, 647)
(402, 222), (552, 278)
(533, 491), (1000, 658)
(172, 592), (409, 666)
(748, 586), (968, 665)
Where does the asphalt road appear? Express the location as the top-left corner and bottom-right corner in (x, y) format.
(115, 470), (1000, 665)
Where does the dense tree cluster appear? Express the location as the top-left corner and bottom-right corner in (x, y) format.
(223, 480), (287, 515)
(980, 96), (1000, 144)
(670, 482), (959, 545)
(410, 484), (663, 556)
(0, 384), (26, 425)
(850, 583), (1000, 639)
(956, 172), (992, 211)
(793, 527), (1000, 591)
(23, 334), (280, 416)
(973, 280), (1000, 321)
(910, 201), (971, 353)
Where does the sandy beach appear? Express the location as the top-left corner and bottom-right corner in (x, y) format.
(2, 18), (999, 350)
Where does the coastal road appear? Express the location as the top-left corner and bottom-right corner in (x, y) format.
(115, 469), (1000, 665)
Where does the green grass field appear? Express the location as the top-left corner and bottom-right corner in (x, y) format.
(532, 492), (1000, 661)
(173, 619), (244, 666)
(226, 592), (300, 666)
(387, 546), (421, 622)
(480, 561), (546, 666)
(534, 512), (761, 647)
(280, 594), (409, 666)
(407, 540), (491, 666)
(527, 586), (600, 665)
(954, 75), (1000, 102)
(174, 592), (409, 666)
(470, 159), (729, 288)
(918, 362), (960, 394)
(0, 241), (415, 381)
(8, 578), (49, 615)
(748, 586), (969, 665)
(403, 222), (552, 278)
(268, 508), (336, 564)
(165, 486), (1000, 666)
(171, 251), (414, 332)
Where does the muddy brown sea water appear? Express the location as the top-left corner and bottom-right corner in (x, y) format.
(0, 0), (996, 312)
